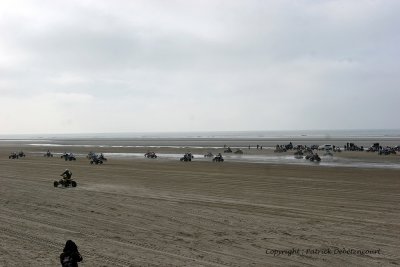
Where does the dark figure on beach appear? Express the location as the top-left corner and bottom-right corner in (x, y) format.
(224, 147), (233, 153)
(61, 169), (72, 180)
(213, 153), (224, 162)
(257, 145), (259, 150)
(60, 240), (82, 267)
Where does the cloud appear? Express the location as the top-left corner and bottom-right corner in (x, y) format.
(0, 93), (95, 133)
(0, 0), (399, 133)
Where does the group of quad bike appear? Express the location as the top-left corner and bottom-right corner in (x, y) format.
(53, 152), (108, 189)
(10, 150), (107, 164)
(9, 150), (107, 188)
(8, 151), (26, 159)
(178, 146), (243, 163)
(54, 152), (107, 189)
(181, 152), (224, 162)
(293, 149), (322, 162)
(275, 143), (324, 162)
(61, 151), (108, 164)
(143, 151), (225, 162)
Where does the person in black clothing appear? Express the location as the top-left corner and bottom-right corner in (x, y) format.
(60, 240), (83, 267)
(61, 169), (72, 180)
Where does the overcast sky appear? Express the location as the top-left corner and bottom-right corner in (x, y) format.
(0, 0), (399, 134)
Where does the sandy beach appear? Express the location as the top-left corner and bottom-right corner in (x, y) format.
(0, 140), (399, 266)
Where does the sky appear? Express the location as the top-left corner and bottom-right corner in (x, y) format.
(0, 0), (399, 134)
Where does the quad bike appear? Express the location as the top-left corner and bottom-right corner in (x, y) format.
(88, 152), (108, 161)
(9, 153), (19, 159)
(224, 147), (232, 153)
(144, 152), (157, 159)
(90, 157), (103, 164)
(54, 178), (77, 188)
(44, 151), (53, 157)
(309, 154), (321, 162)
(18, 151), (26, 157)
(180, 153), (193, 162)
(212, 156), (224, 162)
(61, 153), (76, 161)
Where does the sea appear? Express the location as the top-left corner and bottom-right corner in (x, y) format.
(1, 129), (400, 139)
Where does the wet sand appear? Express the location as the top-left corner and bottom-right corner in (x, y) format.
(0, 142), (399, 266)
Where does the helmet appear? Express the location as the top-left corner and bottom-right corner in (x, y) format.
(65, 169), (69, 171)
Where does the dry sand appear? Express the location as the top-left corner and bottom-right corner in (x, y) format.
(0, 143), (399, 266)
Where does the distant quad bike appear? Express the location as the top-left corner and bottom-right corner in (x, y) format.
(310, 145), (319, 150)
(88, 152), (107, 161)
(61, 153), (76, 161)
(54, 178), (77, 188)
(18, 151), (26, 157)
(212, 155), (224, 162)
(204, 152), (214, 158)
(309, 154), (321, 162)
(144, 152), (157, 159)
(9, 153), (19, 159)
(285, 143), (294, 150)
(379, 148), (396, 155)
(90, 157), (103, 165)
(180, 153), (193, 162)
(224, 147), (233, 153)
(44, 151), (53, 157)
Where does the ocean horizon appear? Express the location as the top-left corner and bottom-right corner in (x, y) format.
(1, 129), (400, 140)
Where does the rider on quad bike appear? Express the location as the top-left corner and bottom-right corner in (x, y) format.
(54, 169), (77, 188)
(61, 169), (72, 181)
